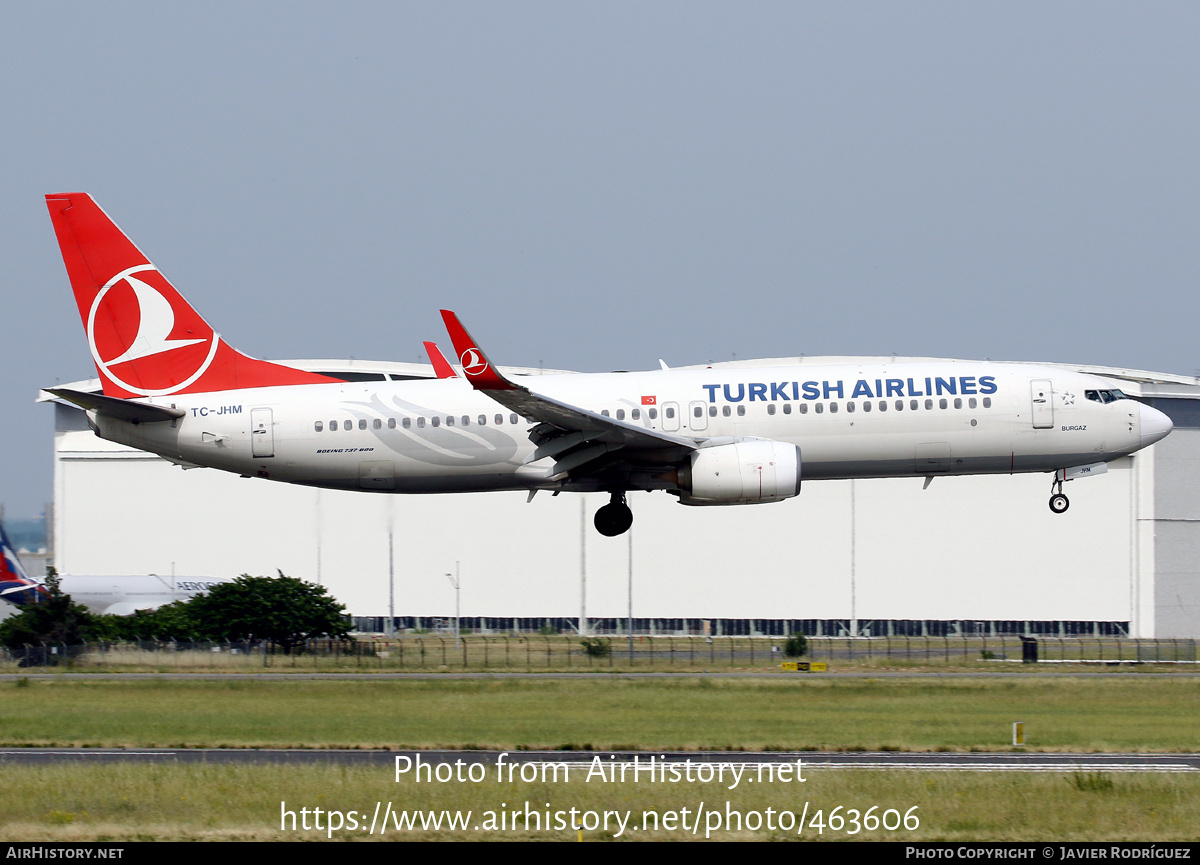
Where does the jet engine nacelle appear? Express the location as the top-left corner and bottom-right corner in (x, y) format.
(677, 438), (801, 506)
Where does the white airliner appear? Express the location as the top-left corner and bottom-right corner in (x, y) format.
(0, 521), (229, 615)
(43, 193), (1173, 536)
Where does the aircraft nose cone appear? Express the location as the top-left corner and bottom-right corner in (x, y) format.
(1139, 403), (1173, 448)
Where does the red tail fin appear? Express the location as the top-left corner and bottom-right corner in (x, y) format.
(45, 193), (337, 398)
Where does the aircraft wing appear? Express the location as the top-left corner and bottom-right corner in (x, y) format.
(440, 310), (696, 477)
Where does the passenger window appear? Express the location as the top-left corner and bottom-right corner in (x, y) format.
(722, 406), (731, 417)
(431, 417), (440, 427)
(878, 401), (887, 412)
(847, 401), (856, 413)
(388, 418), (396, 429)
(910, 400), (918, 410)
(329, 420), (338, 431)
(617, 409), (626, 420)
(495, 414), (503, 425)
(358, 419), (367, 430)
(402, 418), (411, 429)
(968, 398), (977, 409)
(478, 415), (486, 426)
(417, 417), (425, 429)
(648, 408), (658, 420)
(632, 409), (640, 420)
(924, 399), (933, 410)
(767, 404), (776, 415)
(736, 405), (745, 416)
(708, 406), (717, 417)
(666, 407), (676, 419)
(373, 418), (382, 429)
(462, 416), (469, 426)
(799, 403), (808, 414)
(815, 403), (824, 414)
(953, 398), (962, 409)
(982, 397), (991, 408)
(694, 406), (703, 418)
(601, 409), (610, 417)
(446, 416), (454, 427)
(895, 400), (903, 411)
(314, 421), (323, 432)
(862, 401), (871, 412)
(783, 403), (792, 414)
(939, 399), (948, 409)
(829, 402), (838, 414)
(510, 414), (519, 424)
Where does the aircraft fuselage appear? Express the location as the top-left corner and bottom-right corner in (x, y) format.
(97, 360), (1153, 496)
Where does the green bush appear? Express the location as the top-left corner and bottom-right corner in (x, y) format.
(579, 637), (611, 658)
(0, 570), (102, 654)
(783, 633), (808, 658)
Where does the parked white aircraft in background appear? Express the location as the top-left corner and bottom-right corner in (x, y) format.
(44, 193), (1173, 536)
(0, 522), (229, 615)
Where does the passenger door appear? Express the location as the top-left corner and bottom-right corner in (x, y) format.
(1031, 380), (1054, 429)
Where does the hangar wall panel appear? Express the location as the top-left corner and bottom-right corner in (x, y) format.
(1152, 521), (1200, 638)
(1150, 427), (1200, 521)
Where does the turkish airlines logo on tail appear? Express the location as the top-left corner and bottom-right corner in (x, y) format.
(459, 348), (489, 377)
(87, 265), (220, 396)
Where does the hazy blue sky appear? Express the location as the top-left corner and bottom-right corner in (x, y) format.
(2, 2), (1197, 517)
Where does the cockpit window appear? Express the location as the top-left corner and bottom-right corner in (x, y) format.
(1085, 389), (1129, 404)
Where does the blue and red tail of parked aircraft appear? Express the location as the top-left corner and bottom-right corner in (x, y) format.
(0, 525), (46, 606)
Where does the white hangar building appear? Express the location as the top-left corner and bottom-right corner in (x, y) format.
(39, 357), (1200, 638)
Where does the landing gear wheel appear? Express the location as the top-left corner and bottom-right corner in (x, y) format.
(1049, 493), (1070, 514)
(594, 496), (634, 536)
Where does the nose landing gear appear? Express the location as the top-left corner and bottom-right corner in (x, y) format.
(1049, 474), (1070, 514)
(594, 491), (634, 536)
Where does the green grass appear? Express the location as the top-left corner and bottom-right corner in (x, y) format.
(2, 764), (1199, 841)
(1, 677), (1199, 751)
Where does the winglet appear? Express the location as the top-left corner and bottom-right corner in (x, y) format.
(423, 341), (458, 379)
(439, 310), (518, 391)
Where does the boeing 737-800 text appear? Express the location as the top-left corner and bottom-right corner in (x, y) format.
(44, 194), (1173, 536)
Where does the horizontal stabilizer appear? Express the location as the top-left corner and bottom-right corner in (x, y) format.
(45, 388), (185, 424)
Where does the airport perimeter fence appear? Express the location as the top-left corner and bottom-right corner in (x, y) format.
(1, 635), (1199, 672)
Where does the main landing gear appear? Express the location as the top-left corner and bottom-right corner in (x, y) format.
(1049, 475), (1070, 514)
(594, 491), (634, 537)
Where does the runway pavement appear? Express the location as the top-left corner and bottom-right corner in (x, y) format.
(0, 748), (1196, 772)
